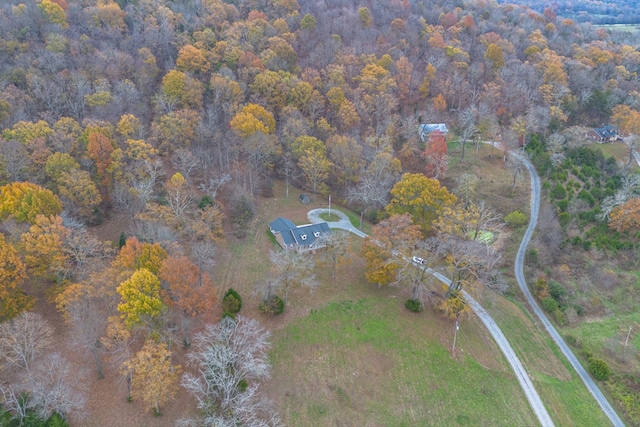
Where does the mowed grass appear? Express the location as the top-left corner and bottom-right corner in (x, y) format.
(214, 163), (613, 426)
(444, 142), (530, 217)
(480, 292), (611, 426)
(268, 297), (538, 426)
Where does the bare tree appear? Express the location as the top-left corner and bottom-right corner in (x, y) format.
(507, 152), (525, 195)
(268, 250), (317, 303)
(198, 173), (231, 200)
(64, 228), (110, 279)
(316, 230), (351, 280)
(30, 353), (87, 421)
(348, 151), (401, 229)
(0, 140), (30, 182)
(181, 317), (280, 427)
(171, 148), (199, 182)
(439, 236), (501, 298)
(0, 312), (53, 376)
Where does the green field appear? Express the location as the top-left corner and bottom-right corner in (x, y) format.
(217, 152), (618, 426)
(269, 297), (539, 426)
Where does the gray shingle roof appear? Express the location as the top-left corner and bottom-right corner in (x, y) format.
(269, 217), (331, 248)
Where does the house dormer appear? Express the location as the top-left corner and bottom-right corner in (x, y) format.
(301, 234), (307, 240)
(314, 231), (320, 237)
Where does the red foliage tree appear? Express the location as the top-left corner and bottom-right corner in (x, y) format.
(423, 131), (449, 179)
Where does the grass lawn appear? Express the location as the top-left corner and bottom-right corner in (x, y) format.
(480, 291), (611, 426)
(319, 212), (342, 222)
(213, 166), (615, 426)
(268, 297), (538, 426)
(445, 142), (531, 217)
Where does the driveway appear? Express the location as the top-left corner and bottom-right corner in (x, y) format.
(307, 208), (367, 238)
(308, 206), (555, 426)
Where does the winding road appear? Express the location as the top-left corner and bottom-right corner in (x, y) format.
(308, 208), (554, 426)
(515, 156), (625, 427)
(309, 153), (626, 426)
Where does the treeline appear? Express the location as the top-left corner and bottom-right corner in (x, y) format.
(497, 0), (640, 25)
(0, 0), (640, 424)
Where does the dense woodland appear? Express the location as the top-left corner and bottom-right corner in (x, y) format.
(1, 0), (640, 425)
(497, 0), (640, 25)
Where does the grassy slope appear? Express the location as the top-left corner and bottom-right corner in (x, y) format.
(269, 297), (537, 426)
(215, 153), (614, 426)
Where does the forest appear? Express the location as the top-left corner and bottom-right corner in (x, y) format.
(498, 0), (640, 25)
(0, 0), (640, 425)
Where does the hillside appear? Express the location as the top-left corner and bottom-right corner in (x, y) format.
(0, 0), (639, 425)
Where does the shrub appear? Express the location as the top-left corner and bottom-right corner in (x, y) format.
(540, 297), (559, 313)
(405, 298), (423, 313)
(578, 189), (595, 206)
(198, 195), (214, 209)
(551, 183), (566, 200)
(588, 358), (611, 381)
(559, 212), (571, 228)
(259, 295), (285, 316)
(564, 334), (582, 348)
(548, 281), (568, 308)
(222, 288), (242, 317)
(505, 211), (528, 227)
(118, 232), (127, 249)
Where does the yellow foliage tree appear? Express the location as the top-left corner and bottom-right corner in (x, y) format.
(116, 268), (165, 329)
(38, 0), (68, 28)
(609, 198), (640, 233)
(386, 173), (457, 234)
(0, 234), (33, 321)
(0, 182), (63, 224)
(176, 44), (210, 75)
(229, 103), (276, 137)
(122, 340), (180, 415)
(20, 215), (69, 281)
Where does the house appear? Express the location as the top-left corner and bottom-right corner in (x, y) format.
(586, 125), (619, 143)
(269, 217), (332, 253)
(418, 123), (449, 142)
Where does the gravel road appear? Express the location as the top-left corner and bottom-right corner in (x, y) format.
(514, 155), (624, 427)
(307, 206), (555, 426)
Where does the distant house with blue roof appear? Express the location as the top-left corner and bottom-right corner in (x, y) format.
(586, 125), (619, 143)
(419, 123), (449, 142)
(269, 217), (332, 253)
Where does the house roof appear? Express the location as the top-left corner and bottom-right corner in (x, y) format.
(289, 222), (331, 246)
(269, 217), (297, 234)
(419, 124), (449, 141)
(419, 123), (449, 134)
(269, 218), (331, 247)
(593, 125), (618, 139)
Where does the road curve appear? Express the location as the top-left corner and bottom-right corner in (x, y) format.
(308, 207), (555, 426)
(515, 156), (625, 427)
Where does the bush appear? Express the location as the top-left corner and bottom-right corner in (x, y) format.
(222, 288), (242, 317)
(198, 195), (214, 209)
(564, 334), (582, 348)
(405, 298), (423, 313)
(588, 358), (611, 381)
(259, 295), (285, 316)
(551, 183), (567, 200)
(505, 211), (528, 227)
(540, 297), (559, 313)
